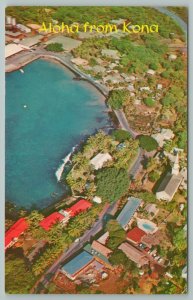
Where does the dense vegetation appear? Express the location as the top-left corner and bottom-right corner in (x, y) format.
(112, 129), (131, 142)
(5, 249), (36, 294)
(6, 6), (184, 38)
(96, 168), (129, 202)
(138, 135), (158, 152)
(46, 43), (64, 52)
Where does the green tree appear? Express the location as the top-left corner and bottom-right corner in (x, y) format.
(143, 98), (155, 107)
(138, 135), (158, 152)
(112, 129), (132, 142)
(107, 90), (127, 109)
(96, 167), (130, 202)
(109, 249), (128, 266)
(106, 220), (126, 250)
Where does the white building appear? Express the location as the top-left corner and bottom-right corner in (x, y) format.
(152, 128), (174, 148)
(156, 154), (183, 201)
(90, 153), (112, 170)
(93, 196), (102, 204)
(16, 24), (31, 33)
(5, 43), (26, 59)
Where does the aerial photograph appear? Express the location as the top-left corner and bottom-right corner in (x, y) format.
(5, 6), (187, 294)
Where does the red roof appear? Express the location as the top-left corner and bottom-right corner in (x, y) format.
(39, 212), (64, 231)
(66, 199), (92, 217)
(5, 218), (28, 249)
(127, 227), (146, 244)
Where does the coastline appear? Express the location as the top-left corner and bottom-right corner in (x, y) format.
(6, 51), (109, 97)
(5, 53), (114, 212)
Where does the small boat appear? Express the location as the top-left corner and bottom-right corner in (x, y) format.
(23, 105), (27, 108)
(19, 69), (24, 74)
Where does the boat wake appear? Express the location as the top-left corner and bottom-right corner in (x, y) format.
(55, 146), (77, 182)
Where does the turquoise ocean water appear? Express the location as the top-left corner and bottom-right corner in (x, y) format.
(6, 59), (109, 208)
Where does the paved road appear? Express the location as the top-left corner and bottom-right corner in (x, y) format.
(32, 202), (116, 293)
(154, 7), (187, 40)
(114, 109), (138, 138)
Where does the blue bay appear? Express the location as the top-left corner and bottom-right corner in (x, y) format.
(6, 59), (109, 208)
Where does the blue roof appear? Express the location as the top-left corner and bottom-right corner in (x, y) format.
(117, 197), (142, 228)
(61, 251), (93, 276)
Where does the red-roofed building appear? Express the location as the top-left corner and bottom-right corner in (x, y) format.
(126, 227), (146, 245)
(39, 212), (65, 231)
(5, 218), (28, 250)
(66, 199), (92, 217)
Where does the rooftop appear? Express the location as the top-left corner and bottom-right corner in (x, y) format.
(5, 218), (28, 249)
(39, 212), (64, 231)
(90, 152), (112, 170)
(126, 227), (146, 244)
(117, 197), (142, 229)
(61, 251), (93, 276)
(97, 231), (109, 245)
(156, 173), (183, 201)
(91, 240), (112, 258)
(118, 242), (149, 266)
(5, 43), (26, 58)
(66, 199), (92, 217)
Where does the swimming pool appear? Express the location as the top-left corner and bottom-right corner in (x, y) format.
(137, 218), (158, 234)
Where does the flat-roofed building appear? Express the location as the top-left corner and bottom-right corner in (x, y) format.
(61, 251), (94, 280)
(5, 43), (26, 58)
(90, 153), (112, 170)
(118, 242), (149, 267)
(117, 197), (142, 230)
(126, 227), (146, 245)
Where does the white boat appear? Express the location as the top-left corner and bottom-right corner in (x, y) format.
(23, 105), (27, 108)
(19, 69), (24, 74)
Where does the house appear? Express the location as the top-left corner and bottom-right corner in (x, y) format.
(91, 240), (112, 258)
(139, 86), (150, 91)
(157, 84), (163, 90)
(126, 227), (146, 245)
(5, 218), (28, 250)
(5, 31), (24, 40)
(61, 251), (94, 280)
(90, 153), (112, 170)
(93, 196), (102, 204)
(39, 212), (65, 231)
(145, 203), (159, 218)
(118, 242), (149, 267)
(101, 49), (120, 60)
(169, 54), (177, 61)
(65, 199), (92, 217)
(147, 69), (155, 76)
(117, 197), (142, 230)
(156, 173), (183, 201)
(26, 23), (42, 34)
(5, 43), (26, 59)
(156, 153), (183, 201)
(152, 129), (174, 147)
(97, 232), (109, 245)
(16, 24), (31, 33)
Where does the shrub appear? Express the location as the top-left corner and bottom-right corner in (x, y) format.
(46, 43), (64, 52)
(143, 97), (155, 107)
